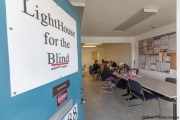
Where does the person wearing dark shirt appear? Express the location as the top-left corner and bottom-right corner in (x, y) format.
(100, 59), (105, 73)
(101, 61), (118, 88)
(91, 60), (100, 74)
(119, 62), (131, 73)
(110, 60), (117, 67)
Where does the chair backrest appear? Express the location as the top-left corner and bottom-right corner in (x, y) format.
(165, 77), (176, 84)
(83, 64), (86, 69)
(131, 68), (139, 74)
(128, 79), (143, 95)
(89, 66), (92, 74)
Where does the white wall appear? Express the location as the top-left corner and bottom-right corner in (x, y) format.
(134, 22), (176, 80)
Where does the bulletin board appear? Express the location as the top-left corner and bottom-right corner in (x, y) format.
(138, 32), (176, 73)
(170, 53), (176, 70)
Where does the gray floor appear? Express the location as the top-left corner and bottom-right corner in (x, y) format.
(83, 72), (173, 120)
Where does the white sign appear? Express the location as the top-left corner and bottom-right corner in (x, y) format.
(63, 103), (78, 120)
(5, 0), (78, 96)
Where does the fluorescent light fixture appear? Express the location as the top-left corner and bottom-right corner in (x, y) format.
(84, 43), (102, 45)
(114, 8), (158, 31)
(82, 46), (97, 47)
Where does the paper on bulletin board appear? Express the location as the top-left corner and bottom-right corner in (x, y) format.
(145, 55), (151, 70)
(139, 41), (144, 54)
(150, 55), (156, 71)
(146, 38), (153, 54)
(168, 34), (176, 52)
(160, 35), (169, 50)
(159, 52), (163, 62)
(164, 62), (170, 73)
(151, 64), (156, 71)
(138, 55), (145, 69)
(156, 62), (161, 72)
(160, 62), (165, 72)
(150, 55), (156, 63)
(153, 39), (161, 54)
(143, 40), (148, 54)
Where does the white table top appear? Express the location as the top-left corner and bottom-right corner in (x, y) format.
(116, 73), (177, 99)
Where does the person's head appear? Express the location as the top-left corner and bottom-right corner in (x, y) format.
(107, 62), (111, 67)
(104, 61), (109, 66)
(95, 60), (98, 63)
(119, 62), (124, 68)
(101, 59), (105, 63)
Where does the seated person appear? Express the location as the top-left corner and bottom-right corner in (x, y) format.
(100, 59), (105, 73)
(91, 60), (100, 74)
(110, 60), (117, 68)
(101, 59), (105, 65)
(119, 62), (131, 73)
(101, 61), (119, 89)
(89, 65), (93, 75)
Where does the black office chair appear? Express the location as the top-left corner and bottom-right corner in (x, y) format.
(82, 64), (86, 72)
(127, 79), (161, 117)
(89, 65), (100, 80)
(165, 77), (176, 84)
(82, 64), (86, 76)
(131, 68), (139, 74)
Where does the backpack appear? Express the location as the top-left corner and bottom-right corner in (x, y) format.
(117, 78), (127, 89)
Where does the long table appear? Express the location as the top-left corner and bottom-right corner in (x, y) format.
(115, 73), (177, 120)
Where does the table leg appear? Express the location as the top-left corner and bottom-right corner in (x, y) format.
(122, 84), (129, 96)
(122, 87), (129, 96)
(173, 99), (177, 120)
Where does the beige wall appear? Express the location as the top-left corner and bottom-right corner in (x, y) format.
(81, 43), (131, 71)
(81, 37), (134, 66)
(81, 47), (105, 71)
(104, 43), (131, 67)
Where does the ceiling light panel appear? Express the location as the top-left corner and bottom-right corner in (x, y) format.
(82, 46), (97, 47)
(115, 8), (158, 31)
(84, 43), (102, 45)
